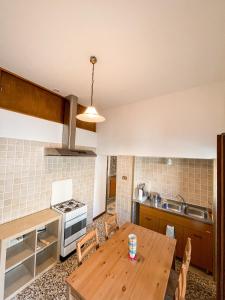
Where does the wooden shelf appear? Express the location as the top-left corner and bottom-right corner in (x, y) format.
(0, 209), (60, 240)
(4, 256), (34, 299)
(6, 242), (34, 272)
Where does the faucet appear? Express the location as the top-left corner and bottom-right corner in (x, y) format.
(176, 194), (187, 211)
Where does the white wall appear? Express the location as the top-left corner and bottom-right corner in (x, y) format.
(93, 155), (107, 218)
(97, 82), (225, 158)
(0, 108), (97, 147)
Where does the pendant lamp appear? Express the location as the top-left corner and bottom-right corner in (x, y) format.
(76, 56), (105, 123)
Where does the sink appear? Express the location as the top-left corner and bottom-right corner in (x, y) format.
(185, 206), (206, 219)
(162, 200), (182, 213)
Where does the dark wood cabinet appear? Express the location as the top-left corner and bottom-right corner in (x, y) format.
(183, 227), (213, 272)
(158, 218), (184, 258)
(140, 212), (159, 231)
(139, 204), (213, 273)
(109, 176), (116, 198)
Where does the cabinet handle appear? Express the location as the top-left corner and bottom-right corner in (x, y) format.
(145, 217), (152, 221)
(193, 234), (202, 239)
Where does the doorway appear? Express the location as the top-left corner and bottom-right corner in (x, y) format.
(106, 156), (117, 214)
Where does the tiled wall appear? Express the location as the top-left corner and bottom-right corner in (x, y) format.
(116, 156), (134, 224)
(134, 157), (214, 208)
(0, 138), (95, 224)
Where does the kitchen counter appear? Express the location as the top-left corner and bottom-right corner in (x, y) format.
(133, 198), (213, 225)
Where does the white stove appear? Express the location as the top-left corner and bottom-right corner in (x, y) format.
(53, 198), (87, 222)
(51, 180), (87, 257)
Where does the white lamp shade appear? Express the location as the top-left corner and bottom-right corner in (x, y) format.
(76, 106), (105, 123)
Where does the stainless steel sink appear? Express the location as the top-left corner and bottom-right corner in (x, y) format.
(161, 199), (208, 220)
(185, 206), (206, 219)
(162, 200), (182, 213)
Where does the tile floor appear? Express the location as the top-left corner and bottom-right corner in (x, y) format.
(15, 214), (216, 300)
(107, 201), (116, 214)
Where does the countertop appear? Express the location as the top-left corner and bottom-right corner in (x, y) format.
(0, 209), (61, 240)
(133, 198), (213, 225)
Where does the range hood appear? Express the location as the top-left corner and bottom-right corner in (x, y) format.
(45, 95), (96, 157)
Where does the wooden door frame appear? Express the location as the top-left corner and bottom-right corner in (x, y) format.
(217, 133), (225, 299)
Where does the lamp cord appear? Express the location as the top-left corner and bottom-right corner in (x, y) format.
(91, 63), (95, 106)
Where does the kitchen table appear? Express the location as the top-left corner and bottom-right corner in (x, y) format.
(66, 222), (176, 300)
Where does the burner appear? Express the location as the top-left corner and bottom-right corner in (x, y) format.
(64, 207), (72, 212)
(68, 201), (75, 205)
(53, 199), (84, 214)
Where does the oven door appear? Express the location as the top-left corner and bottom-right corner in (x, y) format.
(64, 213), (87, 247)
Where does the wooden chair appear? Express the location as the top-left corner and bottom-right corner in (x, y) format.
(104, 213), (119, 239)
(175, 263), (188, 300)
(165, 238), (191, 300)
(76, 228), (99, 266)
(165, 262), (188, 300)
(183, 237), (191, 269)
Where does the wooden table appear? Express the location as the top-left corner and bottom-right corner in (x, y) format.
(66, 222), (176, 300)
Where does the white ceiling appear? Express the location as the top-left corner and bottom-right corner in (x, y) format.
(0, 0), (225, 109)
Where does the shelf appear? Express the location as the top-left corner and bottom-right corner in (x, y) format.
(36, 256), (56, 276)
(36, 242), (57, 276)
(6, 231), (36, 272)
(0, 210), (60, 300)
(4, 256), (34, 299)
(6, 243), (34, 272)
(36, 232), (58, 253)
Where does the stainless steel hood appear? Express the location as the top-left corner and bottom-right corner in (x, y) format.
(45, 95), (96, 157)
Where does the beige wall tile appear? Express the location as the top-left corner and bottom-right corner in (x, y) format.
(0, 138), (95, 224)
(134, 157), (214, 209)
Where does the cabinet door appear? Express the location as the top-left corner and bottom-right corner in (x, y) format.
(158, 219), (184, 258)
(109, 176), (116, 198)
(183, 227), (213, 272)
(139, 213), (159, 232)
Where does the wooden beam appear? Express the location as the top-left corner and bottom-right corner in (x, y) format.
(0, 67), (96, 132)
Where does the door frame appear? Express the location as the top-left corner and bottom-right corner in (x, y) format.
(105, 156), (117, 213)
(217, 133), (225, 299)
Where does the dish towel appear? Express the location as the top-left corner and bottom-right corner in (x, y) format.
(166, 225), (175, 238)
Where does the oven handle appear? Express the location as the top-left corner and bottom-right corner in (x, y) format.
(65, 213), (87, 228)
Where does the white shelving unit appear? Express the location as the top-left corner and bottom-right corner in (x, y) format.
(4, 255), (35, 299)
(5, 230), (36, 272)
(0, 209), (61, 300)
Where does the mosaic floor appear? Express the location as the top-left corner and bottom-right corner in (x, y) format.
(15, 214), (216, 300)
(107, 200), (116, 214)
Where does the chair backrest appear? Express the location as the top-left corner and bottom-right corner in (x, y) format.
(175, 263), (188, 300)
(104, 213), (119, 239)
(183, 237), (191, 269)
(76, 228), (99, 266)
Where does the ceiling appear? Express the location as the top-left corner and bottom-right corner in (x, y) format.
(0, 0), (225, 109)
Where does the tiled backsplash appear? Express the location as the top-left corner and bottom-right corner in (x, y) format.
(116, 156), (134, 224)
(0, 138), (95, 224)
(134, 157), (214, 208)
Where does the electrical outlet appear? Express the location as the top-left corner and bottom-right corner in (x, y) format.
(122, 176), (127, 180)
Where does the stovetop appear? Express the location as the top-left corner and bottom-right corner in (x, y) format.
(53, 199), (85, 213)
